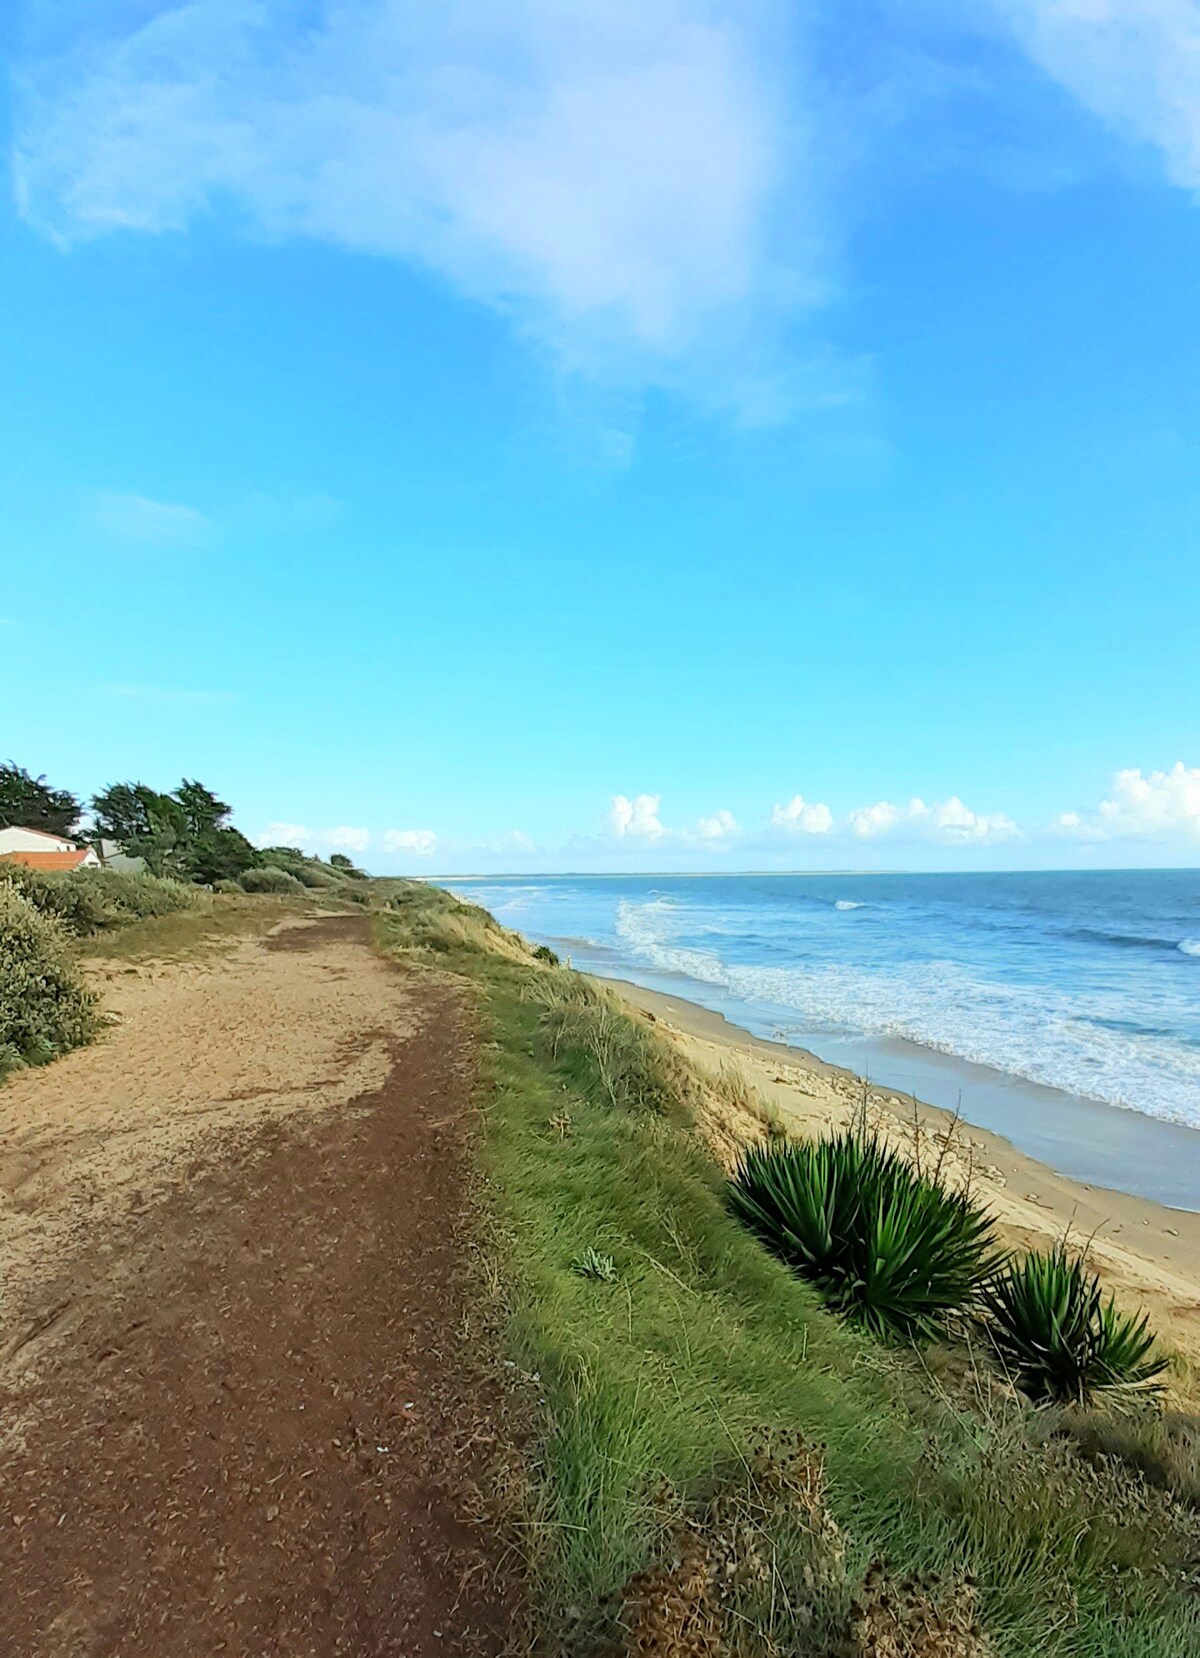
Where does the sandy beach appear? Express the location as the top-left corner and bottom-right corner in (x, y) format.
(607, 976), (1200, 1378)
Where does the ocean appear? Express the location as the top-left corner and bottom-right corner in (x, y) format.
(445, 870), (1200, 1209)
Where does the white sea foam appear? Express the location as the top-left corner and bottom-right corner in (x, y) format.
(612, 895), (1200, 1130)
(835, 900), (863, 911)
(1180, 938), (1200, 958)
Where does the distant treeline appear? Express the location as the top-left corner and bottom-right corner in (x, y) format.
(0, 761), (365, 889)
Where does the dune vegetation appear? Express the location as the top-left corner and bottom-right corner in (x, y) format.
(377, 879), (1200, 1658)
(0, 882), (99, 1081)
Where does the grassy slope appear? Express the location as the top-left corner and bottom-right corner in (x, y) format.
(383, 883), (1198, 1656)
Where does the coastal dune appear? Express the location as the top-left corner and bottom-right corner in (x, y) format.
(610, 977), (1200, 1381)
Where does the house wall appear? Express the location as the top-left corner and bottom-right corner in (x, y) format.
(0, 827), (78, 854)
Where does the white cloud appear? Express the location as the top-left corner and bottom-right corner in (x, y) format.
(382, 828), (438, 857)
(255, 821), (371, 853)
(697, 808), (740, 840)
(610, 793), (666, 840)
(1096, 762), (1200, 839)
(848, 799), (904, 839)
(609, 793), (743, 844)
(770, 793), (834, 834)
(848, 794), (1019, 844)
(494, 829), (535, 853)
(13, 1), (837, 417)
(325, 825), (372, 852)
(993, 0), (1200, 190)
(92, 490), (215, 548)
(257, 822), (310, 849)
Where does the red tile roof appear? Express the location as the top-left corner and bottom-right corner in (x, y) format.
(0, 849), (94, 871)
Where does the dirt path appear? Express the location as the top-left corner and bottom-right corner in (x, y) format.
(0, 915), (519, 1657)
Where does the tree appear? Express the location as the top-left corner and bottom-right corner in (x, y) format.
(91, 782), (189, 877)
(186, 826), (259, 885)
(329, 852), (367, 879)
(175, 779), (233, 838)
(0, 763), (83, 838)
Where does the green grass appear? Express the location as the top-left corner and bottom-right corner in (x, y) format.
(375, 883), (1200, 1658)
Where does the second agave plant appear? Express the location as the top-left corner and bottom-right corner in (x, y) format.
(981, 1244), (1167, 1406)
(727, 1129), (1000, 1345)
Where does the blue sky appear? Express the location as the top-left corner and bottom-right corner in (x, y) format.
(3, 0), (1199, 873)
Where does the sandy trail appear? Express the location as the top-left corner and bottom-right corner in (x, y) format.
(0, 914), (517, 1657)
(0, 916), (419, 1333)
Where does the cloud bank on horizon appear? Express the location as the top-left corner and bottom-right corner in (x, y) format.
(14, 0), (1200, 421)
(254, 763), (1200, 871)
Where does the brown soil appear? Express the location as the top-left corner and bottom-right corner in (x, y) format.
(0, 914), (520, 1657)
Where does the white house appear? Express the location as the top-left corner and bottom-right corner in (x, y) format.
(0, 826), (80, 855)
(0, 826), (101, 871)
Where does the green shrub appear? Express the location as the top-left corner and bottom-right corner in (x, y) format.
(213, 878), (245, 894)
(329, 852), (368, 879)
(982, 1245), (1167, 1405)
(238, 865), (306, 895)
(258, 847), (340, 888)
(728, 1131), (999, 1344)
(0, 884), (98, 1078)
(0, 862), (199, 935)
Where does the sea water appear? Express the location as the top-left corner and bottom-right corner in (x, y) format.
(446, 871), (1200, 1207)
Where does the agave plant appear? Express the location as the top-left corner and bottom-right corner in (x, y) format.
(981, 1244), (1167, 1406)
(728, 1131), (999, 1344)
(571, 1247), (619, 1283)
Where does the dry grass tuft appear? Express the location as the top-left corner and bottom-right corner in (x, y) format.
(620, 1532), (726, 1658)
(693, 1060), (788, 1170)
(845, 1562), (993, 1658)
(619, 1434), (850, 1658)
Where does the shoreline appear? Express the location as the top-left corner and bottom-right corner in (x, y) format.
(562, 948), (1200, 1212)
(601, 974), (1200, 1371)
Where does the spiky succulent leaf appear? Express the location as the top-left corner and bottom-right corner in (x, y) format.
(728, 1131), (999, 1344)
(982, 1245), (1167, 1404)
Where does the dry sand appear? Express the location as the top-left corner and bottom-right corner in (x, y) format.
(610, 978), (1200, 1375)
(0, 913), (423, 1341)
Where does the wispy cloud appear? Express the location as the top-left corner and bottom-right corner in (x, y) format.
(382, 828), (438, 857)
(234, 491), (341, 535)
(13, 1), (846, 420)
(988, 1), (1200, 190)
(102, 683), (236, 705)
(92, 491), (216, 549)
(256, 822), (371, 853)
